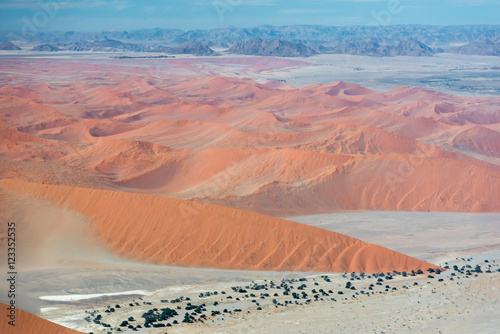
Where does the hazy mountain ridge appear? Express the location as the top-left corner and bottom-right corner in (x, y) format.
(2, 25), (500, 57)
(0, 41), (21, 50)
(169, 43), (219, 56)
(227, 38), (317, 57)
(31, 44), (60, 51)
(319, 38), (436, 57)
(448, 39), (500, 56)
(3, 24), (499, 46)
(30, 39), (218, 55)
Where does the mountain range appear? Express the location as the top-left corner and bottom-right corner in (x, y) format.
(0, 41), (21, 50)
(3, 25), (500, 46)
(449, 39), (500, 56)
(227, 38), (317, 57)
(2, 25), (500, 57)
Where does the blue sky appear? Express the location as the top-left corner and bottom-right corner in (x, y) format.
(0, 0), (499, 32)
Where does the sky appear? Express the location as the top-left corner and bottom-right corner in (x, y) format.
(0, 0), (499, 32)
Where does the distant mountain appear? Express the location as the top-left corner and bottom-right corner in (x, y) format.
(321, 38), (434, 57)
(393, 40), (435, 56)
(169, 43), (218, 56)
(56, 39), (217, 56)
(5, 24), (496, 47)
(448, 39), (500, 56)
(0, 41), (21, 50)
(65, 39), (147, 52)
(319, 38), (391, 57)
(31, 44), (60, 51)
(227, 38), (317, 57)
(2, 24), (500, 57)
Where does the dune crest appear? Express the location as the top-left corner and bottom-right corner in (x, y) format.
(0, 179), (440, 273)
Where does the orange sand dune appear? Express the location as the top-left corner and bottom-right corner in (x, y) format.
(0, 302), (83, 334)
(113, 147), (354, 196)
(0, 86), (46, 102)
(0, 179), (440, 273)
(54, 131), (498, 215)
(0, 124), (64, 161)
(303, 106), (453, 139)
(209, 153), (500, 216)
(114, 102), (283, 133)
(240, 93), (343, 116)
(168, 75), (277, 106)
(319, 81), (376, 97)
(35, 118), (142, 143)
(0, 96), (64, 125)
(108, 119), (257, 150)
(370, 86), (452, 104)
(74, 85), (135, 105)
(451, 126), (500, 159)
(1, 59), (500, 216)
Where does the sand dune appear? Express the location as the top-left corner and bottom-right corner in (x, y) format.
(209, 154), (500, 215)
(0, 96), (64, 125)
(316, 81), (376, 97)
(1, 59), (499, 216)
(451, 125), (500, 159)
(168, 76), (276, 106)
(0, 179), (440, 273)
(0, 86), (46, 102)
(0, 302), (83, 334)
(370, 86), (452, 104)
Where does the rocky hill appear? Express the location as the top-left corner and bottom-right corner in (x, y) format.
(227, 38), (317, 57)
(448, 39), (500, 56)
(31, 44), (60, 51)
(0, 41), (21, 50)
(169, 43), (218, 56)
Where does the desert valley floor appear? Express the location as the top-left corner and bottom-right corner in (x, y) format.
(0, 53), (499, 333)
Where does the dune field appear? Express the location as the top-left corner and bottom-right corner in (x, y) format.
(0, 55), (499, 333)
(1, 58), (499, 216)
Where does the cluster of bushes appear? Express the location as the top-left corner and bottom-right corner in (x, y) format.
(141, 307), (178, 327)
(185, 303), (206, 314)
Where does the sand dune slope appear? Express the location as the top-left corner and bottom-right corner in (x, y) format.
(0, 179), (439, 273)
(451, 126), (500, 159)
(0, 303), (83, 334)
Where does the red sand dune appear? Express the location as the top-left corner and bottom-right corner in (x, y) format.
(317, 81), (376, 97)
(369, 86), (452, 104)
(0, 86), (46, 102)
(0, 96), (64, 125)
(451, 126), (500, 159)
(209, 153), (500, 216)
(1, 58), (499, 217)
(0, 179), (441, 273)
(0, 302), (83, 334)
